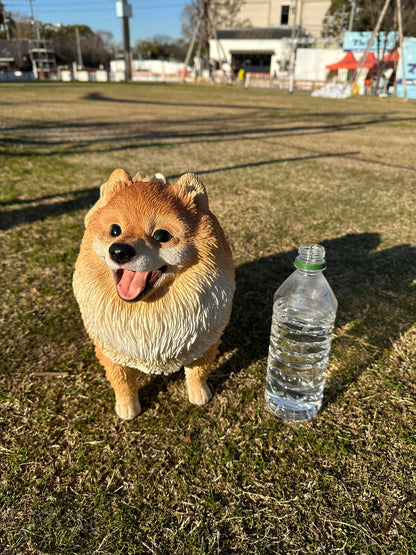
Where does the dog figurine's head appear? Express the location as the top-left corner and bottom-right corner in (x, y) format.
(84, 169), (217, 303)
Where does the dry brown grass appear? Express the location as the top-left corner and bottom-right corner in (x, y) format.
(0, 81), (415, 553)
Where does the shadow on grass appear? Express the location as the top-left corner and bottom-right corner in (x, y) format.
(3, 92), (416, 168)
(0, 188), (99, 231)
(7, 183), (412, 413)
(134, 232), (415, 412)
(1, 121), (366, 156)
(213, 232), (416, 407)
(175, 151), (360, 178)
(0, 152), (355, 231)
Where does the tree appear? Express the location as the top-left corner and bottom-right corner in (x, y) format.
(0, 1), (16, 39)
(323, 0), (416, 41)
(135, 35), (188, 61)
(40, 24), (113, 67)
(3, 11), (31, 40)
(180, 0), (248, 69)
(1, 9), (113, 68)
(97, 30), (116, 56)
(181, 0), (249, 42)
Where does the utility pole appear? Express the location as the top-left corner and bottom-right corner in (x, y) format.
(339, 5), (348, 44)
(75, 26), (83, 68)
(348, 0), (356, 32)
(397, 0), (407, 99)
(116, 0), (133, 80)
(351, 0), (391, 88)
(200, 0), (210, 75)
(183, 0), (212, 80)
(184, 16), (202, 69)
(1, 5), (10, 39)
(29, 0), (40, 40)
(288, 0), (298, 93)
(350, 0), (406, 99)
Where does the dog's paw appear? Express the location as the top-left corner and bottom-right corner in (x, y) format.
(115, 396), (141, 420)
(188, 383), (212, 406)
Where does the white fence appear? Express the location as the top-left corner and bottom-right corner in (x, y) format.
(59, 68), (186, 83)
(0, 67), (325, 91)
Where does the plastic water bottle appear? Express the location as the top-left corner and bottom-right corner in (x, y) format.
(265, 244), (337, 422)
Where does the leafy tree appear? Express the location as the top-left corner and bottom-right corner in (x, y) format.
(181, 0), (248, 45)
(180, 0), (248, 69)
(1, 9), (113, 68)
(323, 0), (416, 41)
(134, 35), (188, 61)
(3, 11), (31, 39)
(0, 1), (16, 38)
(40, 23), (112, 67)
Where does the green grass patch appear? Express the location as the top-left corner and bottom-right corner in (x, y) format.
(0, 81), (415, 553)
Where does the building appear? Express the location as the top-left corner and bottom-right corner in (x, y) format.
(28, 39), (57, 79)
(0, 39), (57, 80)
(0, 39), (32, 73)
(210, 26), (312, 76)
(237, 0), (331, 39)
(208, 0), (331, 81)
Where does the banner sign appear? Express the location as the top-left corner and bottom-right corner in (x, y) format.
(397, 38), (416, 99)
(343, 32), (397, 52)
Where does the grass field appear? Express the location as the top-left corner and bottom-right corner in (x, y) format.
(0, 81), (415, 554)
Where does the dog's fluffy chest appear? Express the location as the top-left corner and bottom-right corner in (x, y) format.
(79, 274), (233, 375)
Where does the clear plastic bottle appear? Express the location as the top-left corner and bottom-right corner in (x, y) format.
(265, 244), (337, 422)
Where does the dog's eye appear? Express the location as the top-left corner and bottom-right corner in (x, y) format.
(110, 224), (122, 237)
(152, 229), (172, 243)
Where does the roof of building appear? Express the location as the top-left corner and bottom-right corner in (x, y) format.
(216, 27), (303, 40)
(0, 39), (31, 60)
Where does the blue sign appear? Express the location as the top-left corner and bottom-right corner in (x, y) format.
(397, 38), (416, 99)
(343, 31), (397, 52)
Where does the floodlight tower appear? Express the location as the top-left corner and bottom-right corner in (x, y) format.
(116, 0), (133, 80)
(29, 0), (41, 40)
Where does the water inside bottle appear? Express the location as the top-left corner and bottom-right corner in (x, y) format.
(265, 306), (336, 422)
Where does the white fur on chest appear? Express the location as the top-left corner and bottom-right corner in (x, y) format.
(80, 273), (233, 375)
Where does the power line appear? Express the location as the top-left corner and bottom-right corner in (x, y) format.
(6, 1), (186, 8)
(3, 0), (188, 38)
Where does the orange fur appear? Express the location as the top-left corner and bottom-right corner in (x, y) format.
(73, 169), (235, 419)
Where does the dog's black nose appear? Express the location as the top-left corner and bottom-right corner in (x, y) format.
(109, 243), (136, 264)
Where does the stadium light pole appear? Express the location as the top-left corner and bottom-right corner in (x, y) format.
(288, 0), (298, 93)
(116, 0), (133, 80)
(75, 26), (84, 68)
(29, 0), (41, 40)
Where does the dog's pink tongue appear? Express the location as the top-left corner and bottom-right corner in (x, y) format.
(117, 270), (149, 301)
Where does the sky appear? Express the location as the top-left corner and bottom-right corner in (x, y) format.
(4, 0), (189, 44)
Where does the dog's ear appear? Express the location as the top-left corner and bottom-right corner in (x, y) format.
(84, 169), (132, 227)
(175, 173), (209, 211)
(100, 169), (133, 201)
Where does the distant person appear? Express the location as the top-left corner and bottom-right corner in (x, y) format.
(238, 67), (245, 86)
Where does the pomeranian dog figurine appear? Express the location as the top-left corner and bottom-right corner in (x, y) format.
(73, 169), (235, 420)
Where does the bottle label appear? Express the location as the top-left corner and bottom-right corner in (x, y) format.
(294, 258), (326, 271)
